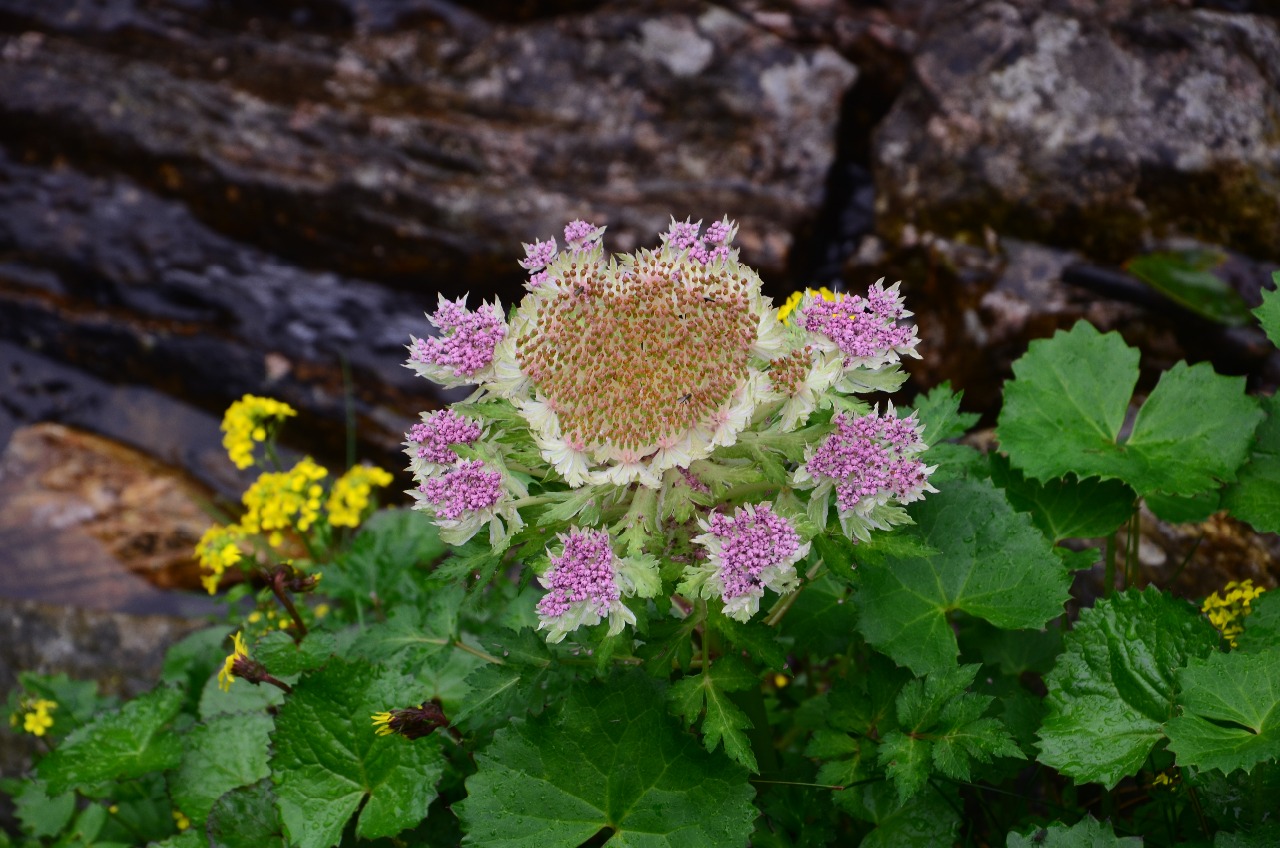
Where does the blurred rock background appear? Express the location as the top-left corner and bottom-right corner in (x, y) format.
(1, 0), (1278, 717)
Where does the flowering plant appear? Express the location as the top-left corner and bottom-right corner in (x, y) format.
(3, 230), (1279, 848)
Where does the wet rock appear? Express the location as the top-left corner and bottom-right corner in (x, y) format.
(0, 0), (856, 286)
(0, 422), (226, 609)
(0, 596), (207, 791)
(874, 1), (1280, 262)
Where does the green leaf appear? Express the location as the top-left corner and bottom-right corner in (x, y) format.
(855, 478), (1070, 675)
(1236, 589), (1280, 654)
(199, 664), (285, 720)
(16, 671), (116, 731)
(456, 673), (757, 847)
(152, 832), (204, 848)
(1146, 489), (1222, 524)
(1257, 282), (1280, 348)
(1165, 648), (1280, 775)
(667, 657), (760, 771)
(8, 779), (75, 838)
(207, 779), (285, 848)
(38, 687), (185, 795)
(997, 321), (1263, 497)
(1126, 249), (1254, 326)
(709, 615), (790, 671)
(782, 573), (859, 658)
(323, 508), (444, 608)
(1221, 393), (1280, 533)
(990, 455), (1134, 542)
(270, 659), (446, 848)
(912, 382), (979, 446)
(171, 712), (272, 825)
(851, 781), (960, 848)
(878, 665), (1022, 803)
(253, 630), (335, 677)
(1038, 587), (1219, 788)
(1007, 815), (1142, 846)
(161, 626), (233, 700)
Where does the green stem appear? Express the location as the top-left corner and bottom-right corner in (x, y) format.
(1104, 533), (1116, 599)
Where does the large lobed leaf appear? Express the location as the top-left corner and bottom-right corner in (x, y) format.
(1165, 647), (1280, 776)
(1221, 393), (1280, 534)
(1006, 815), (1142, 846)
(878, 665), (1022, 803)
(667, 656), (760, 772)
(997, 321), (1262, 498)
(456, 673), (757, 847)
(38, 686), (184, 795)
(855, 478), (1071, 674)
(171, 712), (273, 825)
(269, 658), (446, 848)
(1037, 588), (1218, 788)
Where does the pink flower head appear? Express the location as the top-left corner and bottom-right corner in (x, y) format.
(661, 217), (733, 266)
(519, 237), (558, 272)
(691, 503), (809, 621)
(800, 280), (919, 369)
(409, 295), (507, 382)
(536, 528), (635, 642)
(563, 220), (605, 251)
(418, 459), (503, 520)
(406, 409), (483, 466)
(805, 409), (932, 515)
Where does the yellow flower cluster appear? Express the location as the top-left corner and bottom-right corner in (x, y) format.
(777, 286), (841, 326)
(327, 464), (395, 528)
(217, 631), (249, 692)
(9, 698), (57, 737)
(239, 457), (329, 546)
(221, 395), (297, 469)
(1201, 579), (1266, 647)
(195, 525), (244, 594)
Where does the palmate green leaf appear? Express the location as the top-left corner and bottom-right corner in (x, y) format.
(171, 712), (272, 825)
(1256, 281), (1280, 348)
(997, 321), (1263, 498)
(709, 614), (790, 671)
(667, 656), (759, 771)
(911, 382), (980, 446)
(1236, 590), (1280, 654)
(322, 507), (445, 608)
(270, 659), (446, 848)
(38, 686), (185, 795)
(878, 665), (1022, 803)
(1037, 587), (1218, 788)
(850, 781), (960, 848)
(456, 673), (757, 848)
(1007, 815), (1142, 847)
(855, 478), (1070, 675)
(207, 779), (284, 848)
(1165, 648), (1280, 775)
(1126, 249), (1254, 326)
(453, 630), (568, 730)
(1221, 393), (1280, 533)
(254, 630), (335, 677)
(7, 779), (74, 838)
(782, 572), (858, 658)
(989, 455), (1135, 542)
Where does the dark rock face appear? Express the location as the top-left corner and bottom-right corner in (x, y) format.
(0, 0), (855, 287)
(874, 1), (1280, 261)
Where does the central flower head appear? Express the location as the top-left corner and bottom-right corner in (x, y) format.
(499, 218), (783, 487)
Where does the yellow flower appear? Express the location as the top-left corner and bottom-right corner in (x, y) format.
(240, 458), (329, 539)
(1202, 579), (1266, 647)
(314, 603), (330, 619)
(371, 711), (395, 736)
(173, 810), (191, 831)
(777, 287), (841, 326)
(217, 631), (250, 692)
(221, 395), (297, 469)
(19, 699), (56, 737)
(327, 464), (394, 528)
(195, 525), (243, 595)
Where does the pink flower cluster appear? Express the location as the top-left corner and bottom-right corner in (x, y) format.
(536, 529), (620, 620)
(407, 409), (482, 465)
(801, 281), (917, 366)
(663, 217), (732, 265)
(703, 504), (802, 604)
(805, 410), (931, 513)
(418, 459), (503, 520)
(410, 297), (507, 378)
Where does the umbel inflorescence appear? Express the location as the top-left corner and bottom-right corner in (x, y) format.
(405, 217), (935, 640)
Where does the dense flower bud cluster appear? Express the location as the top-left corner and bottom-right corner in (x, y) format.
(402, 217), (933, 641)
